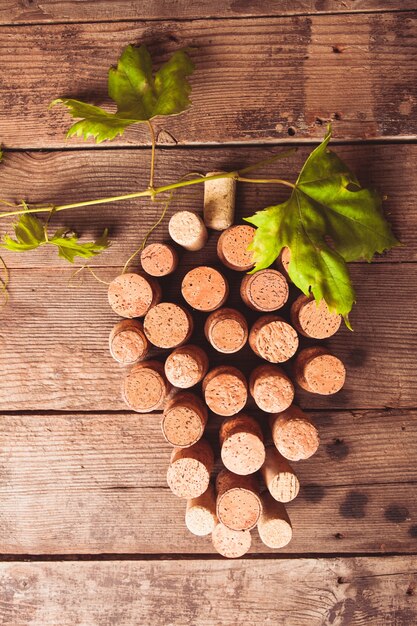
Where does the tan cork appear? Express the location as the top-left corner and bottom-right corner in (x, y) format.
(212, 523), (252, 558)
(181, 266), (229, 312)
(217, 225), (255, 271)
(257, 492), (293, 549)
(143, 302), (194, 349)
(168, 211), (208, 251)
(164, 344), (209, 388)
(204, 172), (236, 231)
(162, 392), (208, 448)
(109, 319), (150, 365)
(261, 446), (300, 503)
(203, 366), (248, 417)
(249, 315), (299, 363)
(122, 360), (170, 413)
(294, 346), (346, 395)
(240, 269), (289, 312)
(219, 414), (265, 475)
(108, 272), (161, 318)
(276, 247), (291, 280)
(216, 469), (262, 531)
(249, 364), (294, 413)
(140, 242), (179, 277)
(167, 439), (214, 499)
(270, 405), (320, 461)
(185, 484), (217, 536)
(204, 308), (248, 354)
(291, 295), (341, 339)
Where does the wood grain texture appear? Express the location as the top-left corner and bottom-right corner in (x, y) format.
(1, 558), (416, 626)
(0, 410), (416, 554)
(1, 1), (415, 24)
(0, 13), (415, 148)
(0, 144), (413, 268)
(0, 262), (416, 411)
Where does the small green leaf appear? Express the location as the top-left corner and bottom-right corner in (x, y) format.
(52, 45), (194, 143)
(1, 213), (45, 251)
(245, 125), (401, 322)
(50, 228), (110, 263)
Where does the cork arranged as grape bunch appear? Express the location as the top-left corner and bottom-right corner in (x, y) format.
(107, 174), (346, 558)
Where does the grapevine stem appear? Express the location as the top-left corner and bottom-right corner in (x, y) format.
(147, 120), (156, 190)
(237, 176), (295, 189)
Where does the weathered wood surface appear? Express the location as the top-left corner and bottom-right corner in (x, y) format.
(2, 1), (414, 24)
(0, 144), (414, 267)
(1, 410), (416, 554)
(0, 13), (415, 148)
(1, 558), (416, 626)
(0, 262), (415, 411)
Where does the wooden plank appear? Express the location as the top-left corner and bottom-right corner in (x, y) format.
(1, 1), (415, 25)
(0, 13), (415, 148)
(0, 144), (414, 268)
(0, 262), (416, 411)
(0, 410), (416, 554)
(1, 558), (416, 626)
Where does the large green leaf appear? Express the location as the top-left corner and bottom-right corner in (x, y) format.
(245, 126), (400, 325)
(52, 45), (194, 143)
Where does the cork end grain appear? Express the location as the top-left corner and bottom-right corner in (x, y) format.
(261, 446), (300, 503)
(291, 295), (341, 339)
(220, 414), (265, 475)
(212, 523), (251, 558)
(167, 440), (214, 499)
(216, 469), (261, 531)
(217, 225), (255, 271)
(122, 360), (169, 413)
(249, 364), (294, 413)
(144, 302), (193, 349)
(257, 493), (293, 549)
(109, 319), (149, 365)
(168, 211), (208, 252)
(203, 366), (248, 417)
(185, 484), (217, 536)
(162, 392), (208, 448)
(270, 406), (320, 461)
(108, 272), (161, 318)
(295, 346), (346, 395)
(249, 315), (299, 363)
(204, 308), (248, 354)
(164, 345), (209, 388)
(181, 266), (229, 312)
(241, 269), (289, 312)
(141, 243), (179, 277)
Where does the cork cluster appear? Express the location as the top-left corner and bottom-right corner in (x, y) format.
(107, 216), (345, 558)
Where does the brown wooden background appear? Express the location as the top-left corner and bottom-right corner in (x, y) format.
(0, 2), (416, 625)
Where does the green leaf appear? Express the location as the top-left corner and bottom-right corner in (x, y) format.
(50, 228), (110, 263)
(52, 45), (194, 143)
(245, 125), (401, 323)
(1, 213), (45, 251)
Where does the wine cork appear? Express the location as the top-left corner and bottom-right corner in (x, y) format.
(270, 406), (320, 461)
(276, 247), (291, 280)
(203, 366), (248, 417)
(257, 492), (293, 549)
(249, 364), (294, 413)
(162, 392), (208, 448)
(249, 315), (299, 363)
(217, 225), (255, 271)
(109, 319), (149, 365)
(181, 266), (229, 312)
(294, 346), (346, 395)
(168, 211), (208, 251)
(122, 360), (170, 412)
(219, 414), (265, 475)
(140, 242), (179, 277)
(185, 484), (217, 536)
(261, 446), (300, 503)
(291, 295), (341, 339)
(143, 302), (193, 349)
(216, 469), (262, 531)
(167, 440), (214, 499)
(204, 171), (236, 231)
(240, 269), (289, 312)
(164, 344), (209, 388)
(212, 523), (251, 558)
(108, 272), (161, 318)
(204, 308), (248, 354)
